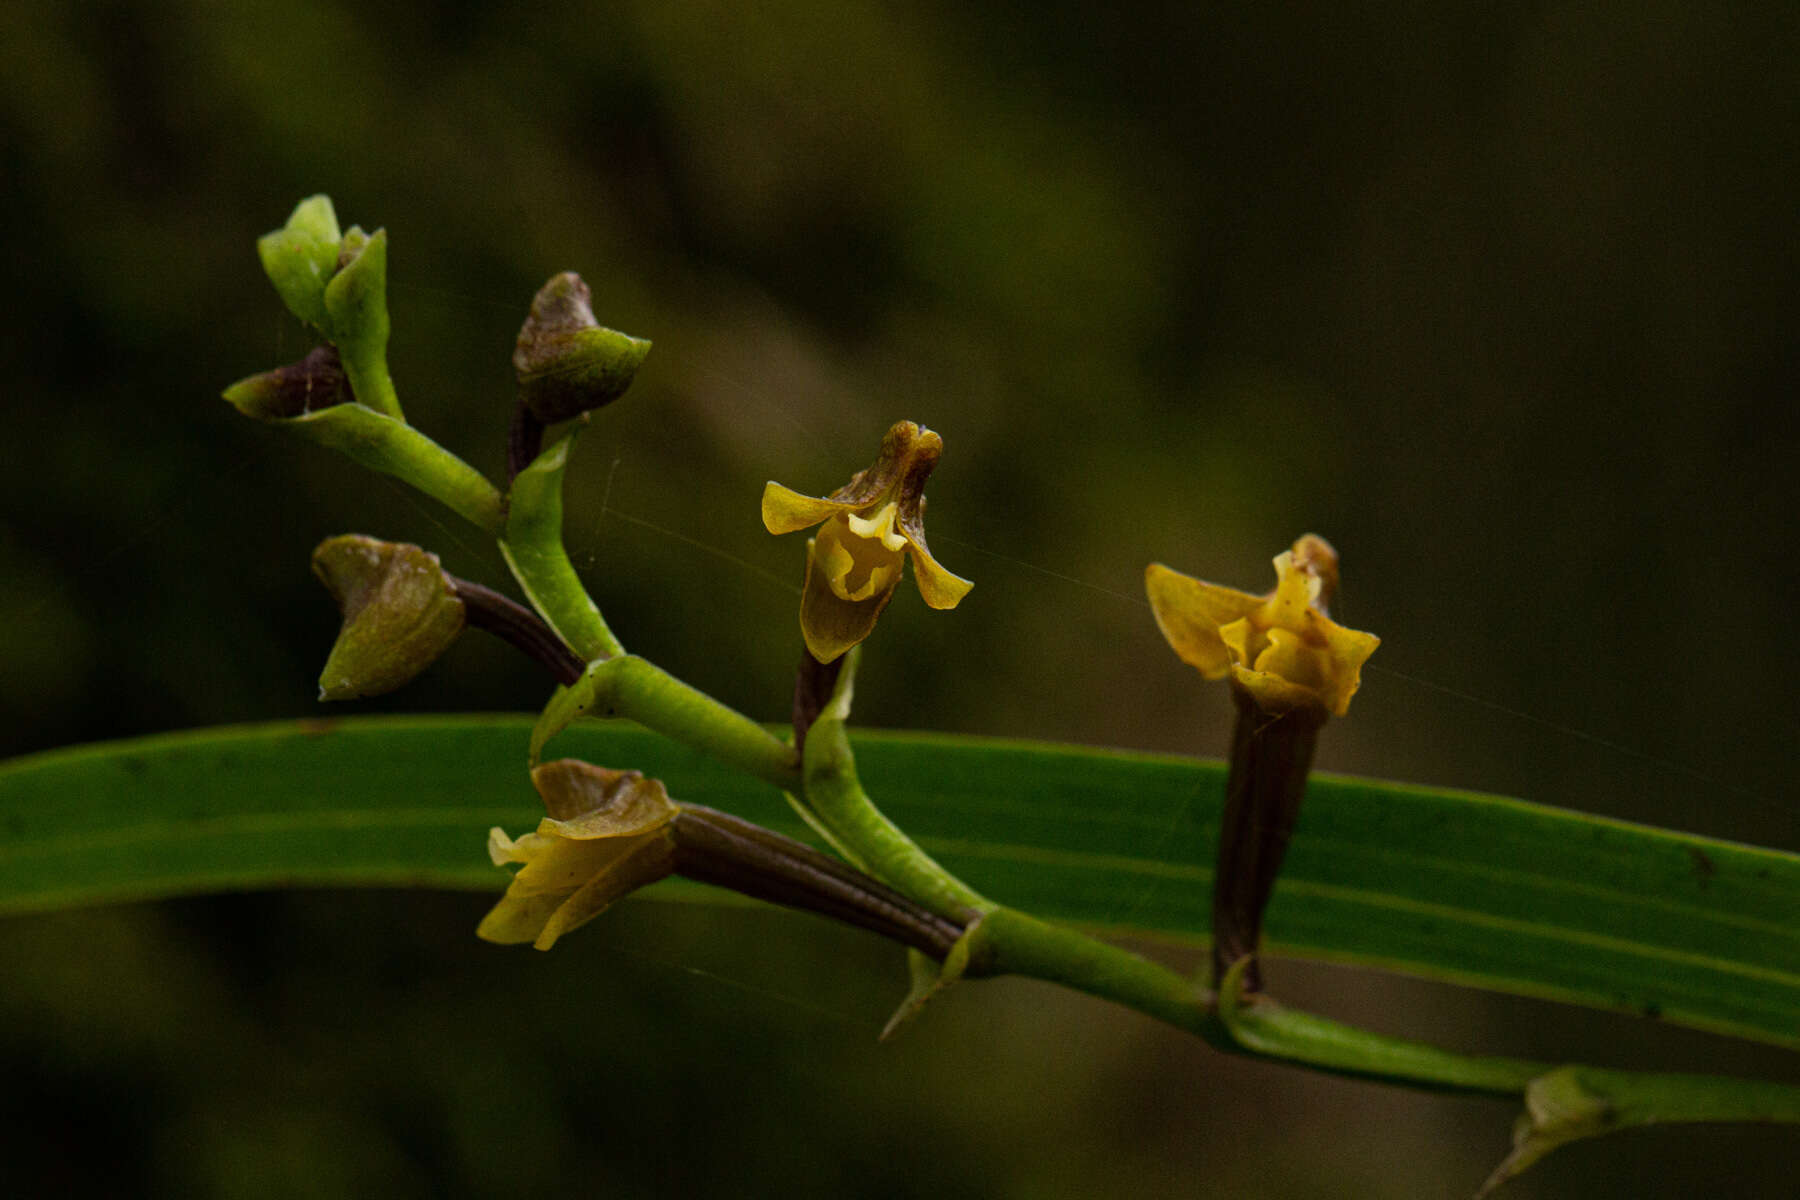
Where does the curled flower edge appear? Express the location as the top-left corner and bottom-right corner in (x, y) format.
(1144, 539), (1379, 718)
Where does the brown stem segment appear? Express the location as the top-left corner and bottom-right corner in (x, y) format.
(1210, 688), (1325, 992)
(507, 397), (546, 483)
(670, 804), (967, 960)
(791, 649), (845, 756)
(450, 575), (586, 684)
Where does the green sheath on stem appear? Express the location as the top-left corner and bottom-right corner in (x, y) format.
(800, 714), (987, 922)
(978, 906), (1217, 1040)
(1213, 957), (1545, 1092)
(499, 434), (623, 661)
(1478, 1064), (1800, 1194)
(532, 655), (800, 789)
(323, 226), (400, 421)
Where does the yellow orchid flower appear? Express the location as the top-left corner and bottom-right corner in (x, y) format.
(762, 420), (972, 663)
(479, 759), (969, 959)
(477, 760), (679, 950)
(1145, 534), (1378, 717)
(1147, 535), (1379, 990)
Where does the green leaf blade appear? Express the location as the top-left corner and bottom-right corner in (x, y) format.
(2, 717), (1796, 1050)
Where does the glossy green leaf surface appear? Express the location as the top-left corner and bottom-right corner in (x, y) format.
(2, 716), (1795, 1049)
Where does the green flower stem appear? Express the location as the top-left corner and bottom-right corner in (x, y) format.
(499, 434), (623, 661)
(337, 345), (402, 423)
(282, 405), (505, 532)
(977, 906), (1221, 1042)
(983, 915), (1561, 1100)
(978, 905), (1539, 1088)
(533, 655), (801, 790)
(1215, 974), (1545, 1093)
(981, 906), (1800, 1185)
(800, 714), (988, 922)
(1572, 1067), (1800, 1124)
(981, 910), (1800, 1146)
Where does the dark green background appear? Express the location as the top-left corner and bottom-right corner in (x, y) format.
(2, 1), (1794, 1195)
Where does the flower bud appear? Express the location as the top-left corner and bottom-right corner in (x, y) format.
(311, 535), (466, 700)
(256, 195), (342, 330)
(222, 345), (353, 420)
(513, 272), (651, 423)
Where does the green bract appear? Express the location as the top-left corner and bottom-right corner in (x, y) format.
(322, 226), (397, 418)
(499, 434), (622, 661)
(252, 197), (401, 420)
(255, 194), (341, 330)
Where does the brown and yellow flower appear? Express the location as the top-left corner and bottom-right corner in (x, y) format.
(1145, 534), (1378, 716)
(762, 420), (972, 663)
(477, 760), (679, 950)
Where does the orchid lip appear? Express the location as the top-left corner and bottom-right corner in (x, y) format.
(844, 501), (908, 551)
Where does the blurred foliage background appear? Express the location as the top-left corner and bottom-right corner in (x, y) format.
(2, 1), (1795, 1195)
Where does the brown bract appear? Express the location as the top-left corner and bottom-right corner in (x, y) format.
(222, 344), (354, 420)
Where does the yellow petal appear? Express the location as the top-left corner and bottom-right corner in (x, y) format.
(800, 535), (897, 663)
(531, 760), (679, 830)
(531, 837), (678, 950)
(488, 825), (524, 867)
(815, 514), (907, 603)
(476, 888), (574, 945)
(844, 501), (908, 551)
(1315, 623), (1380, 716)
(1145, 564), (1264, 679)
(1227, 664), (1325, 715)
(477, 829), (626, 945)
(908, 541), (973, 610)
(761, 482), (854, 535)
(1252, 627), (1330, 694)
(1264, 552), (1321, 627)
(1237, 616), (1379, 717)
(1217, 616), (1258, 671)
(1287, 534), (1340, 608)
(477, 817), (678, 947)
(494, 829), (637, 897)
